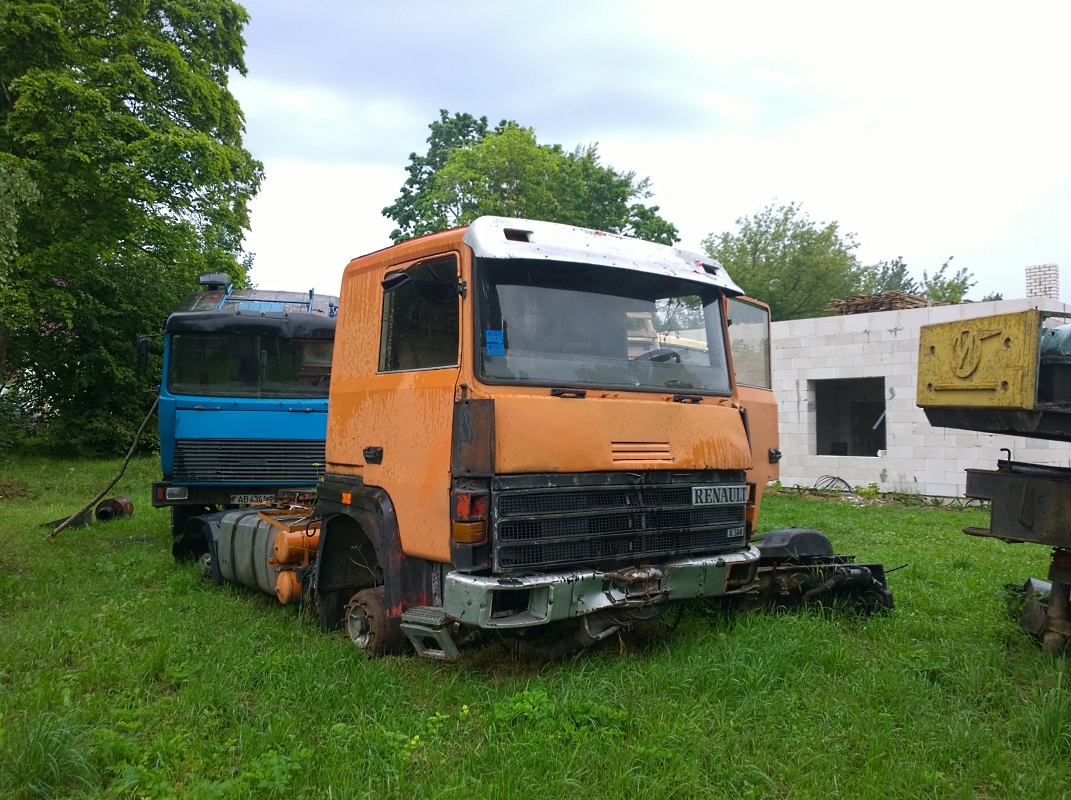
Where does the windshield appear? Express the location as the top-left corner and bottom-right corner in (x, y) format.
(475, 258), (731, 395)
(167, 333), (332, 398)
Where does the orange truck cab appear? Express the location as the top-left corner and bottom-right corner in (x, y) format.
(310, 216), (786, 657)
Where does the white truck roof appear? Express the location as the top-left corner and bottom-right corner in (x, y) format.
(462, 216), (742, 295)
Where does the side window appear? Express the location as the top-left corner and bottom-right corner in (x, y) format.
(379, 255), (460, 372)
(727, 298), (771, 389)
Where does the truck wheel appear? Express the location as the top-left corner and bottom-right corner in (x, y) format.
(343, 586), (406, 655)
(171, 506), (212, 561)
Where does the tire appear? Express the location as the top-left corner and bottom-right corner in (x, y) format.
(171, 505), (212, 561)
(343, 586), (407, 655)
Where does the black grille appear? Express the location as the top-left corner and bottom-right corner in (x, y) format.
(498, 486), (693, 516)
(173, 439), (325, 483)
(492, 476), (746, 572)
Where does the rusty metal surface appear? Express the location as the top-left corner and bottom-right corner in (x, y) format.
(1043, 579), (1071, 654)
(95, 496), (133, 522)
(964, 462), (1071, 548)
(736, 561), (893, 613)
(441, 547), (762, 629)
(451, 398), (495, 477)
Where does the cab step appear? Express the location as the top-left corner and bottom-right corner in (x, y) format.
(401, 606), (460, 661)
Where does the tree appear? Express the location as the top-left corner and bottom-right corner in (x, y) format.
(381, 110), (493, 243)
(383, 114), (679, 245)
(702, 203), (862, 321)
(861, 254), (988, 303)
(919, 257), (976, 303)
(427, 124), (561, 227)
(0, 0), (262, 454)
(859, 256), (920, 295)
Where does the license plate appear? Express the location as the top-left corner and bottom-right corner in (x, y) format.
(230, 493), (275, 504)
(691, 485), (747, 506)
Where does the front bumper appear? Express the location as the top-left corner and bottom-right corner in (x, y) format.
(151, 481), (316, 508)
(442, 545), (761, 629)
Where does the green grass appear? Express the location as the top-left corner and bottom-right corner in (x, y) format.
(1, 454), (1070, 798)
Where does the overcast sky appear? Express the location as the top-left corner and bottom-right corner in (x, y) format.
(232, 0), (1071, 303)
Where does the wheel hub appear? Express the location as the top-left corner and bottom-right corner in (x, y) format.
(345, 602), (372, 649)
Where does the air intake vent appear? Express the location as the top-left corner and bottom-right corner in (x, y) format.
(611, 441), (673, 462)
(174, 439), (325, 483)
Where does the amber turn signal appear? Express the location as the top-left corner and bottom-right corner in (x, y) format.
(453, 520), (487, 544)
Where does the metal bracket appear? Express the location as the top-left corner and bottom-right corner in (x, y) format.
(401, 606), (460, 661)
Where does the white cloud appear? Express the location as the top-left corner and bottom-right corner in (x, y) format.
(234, 0), (1071, 303)
(232, 76), (426, 164)
(244, 161), (403, 295)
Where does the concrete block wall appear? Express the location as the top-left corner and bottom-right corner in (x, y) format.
(771, 296), (1071, 496)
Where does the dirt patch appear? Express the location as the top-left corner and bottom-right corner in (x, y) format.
(0, 479), (29, 499)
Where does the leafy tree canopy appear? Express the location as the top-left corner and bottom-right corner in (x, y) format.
(383, 112), (678, 245)
(702, 203), (862, 321)
(859, 256), (921, 295)
(860, 255), (984, 303)
(919, 257), (977, 304)
(382, 110), (493, 243)
(0, 0), (262, 454)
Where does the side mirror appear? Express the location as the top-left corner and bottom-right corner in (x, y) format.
(381, 270), (412, 293)
(136, 336), (149, 375)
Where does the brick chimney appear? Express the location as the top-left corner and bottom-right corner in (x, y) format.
(1026, 263), (1060, 299)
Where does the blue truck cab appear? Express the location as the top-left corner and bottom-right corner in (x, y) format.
(153, 273), (338, 557)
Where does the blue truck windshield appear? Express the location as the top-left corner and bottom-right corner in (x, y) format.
(167, 333), (332, 398)
(475, 258), (732, 395)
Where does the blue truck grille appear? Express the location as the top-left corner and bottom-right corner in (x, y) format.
(173, 439), (325, 483)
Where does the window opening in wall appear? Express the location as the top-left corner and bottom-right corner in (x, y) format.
(814, 377), (886, 457)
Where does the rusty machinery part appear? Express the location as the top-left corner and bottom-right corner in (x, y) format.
(275, 570), (302, 604)
(1043, 582), (1071, 655)
(800, 564), (895, 610)
(343, 586), (407, 655)
(741, 559), (894, 614)
(211, 509), (323, 602)
(1039, 549), (1071, 655)
(95, 497), (134, 522)
(737, 528), (895, 614)
(273, 527), (320, 564)
(1008, 571), (1071, 655)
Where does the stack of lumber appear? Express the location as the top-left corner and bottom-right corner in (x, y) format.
(827, 291), (934, 315)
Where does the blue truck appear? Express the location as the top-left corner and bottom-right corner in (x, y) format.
(150, 273), (338, 557)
